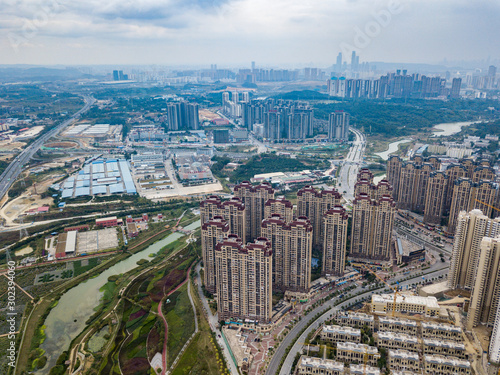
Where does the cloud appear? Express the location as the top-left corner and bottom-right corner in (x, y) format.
(0, 0), (499, 65)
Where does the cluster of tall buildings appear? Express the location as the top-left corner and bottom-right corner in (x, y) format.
(112, 70), (128, 81)
(327, 71), (455, 99)
(200, 182), (346, 322)
(239, 98), (350, 143)
(166, 101), (200, 131)
(240, 99), (314, 142)
(447, 209), (500, 362)
(222, 91), (250, 117)
(201, 171), (397, 322)
(386, 155), (498, 228)
(237, 68), (299, 84)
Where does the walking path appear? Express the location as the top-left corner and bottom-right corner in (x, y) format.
(158, 264), (193, 375)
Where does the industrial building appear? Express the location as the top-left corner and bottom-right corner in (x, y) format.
(60, 158), (136, 198)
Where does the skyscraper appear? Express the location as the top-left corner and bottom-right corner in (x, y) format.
(336, 53), (343, 73)
(322, 206), (348, 276)
(166, 101), (199, 131)
(350, 193), (373, 258)
(297, 186), (342, 247)
(215, 235), (273, 322)
(234, 181), (275, 242)
(328, 111), (350, 141)
(351, 194), (395, 261)
(387, 156), (403, 202)
(264, 198), (294, 223)
(201, 216), (229, 293)
(489, 303), (500, 363)
(449, 179), (498, 232)
(423, 171), (447, 225)
(448, 210), (500, 291)
(397, 162), (418, 211)
(467, 236), (500, 330)
(450, 78), (461, 99)
(444, 164), (467, 213)
(413, 163), (434, 214)
(200, 196), (246, 241)
(472, 166), (495, 183)
(261, 214), (313, 293)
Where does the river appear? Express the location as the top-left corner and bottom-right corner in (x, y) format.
(431, 120), (479, 137)
(37, 220), (200, 374)
(374, 139), (411, 161)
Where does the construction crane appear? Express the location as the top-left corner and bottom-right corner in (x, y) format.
(361, 264), (403, 317)
(475, 199), (500, 213)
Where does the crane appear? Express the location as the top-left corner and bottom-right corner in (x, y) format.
(475, 199), (500, 213)
(361, 264), (403, 317)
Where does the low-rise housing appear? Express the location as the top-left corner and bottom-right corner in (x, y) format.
(320, 325), (361, 344)
(377, 331), (419, 352)
(336, 342), (380, 366)
(336, 312), (375, 330)
(349, 364), (380, 375)
(378, 316), (419, 335)
(388, 349), (420, 372)
(371, 294), (440, 317)
(296, 356), (344, 375)
(424, 355), (471, 375)
(421, 322), (462, 341)
(423, 338), (467, 359)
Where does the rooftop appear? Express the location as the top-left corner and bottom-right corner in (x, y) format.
(388, 349), (419, 361)
(378, 331), (419, 343)
(424, 355), (471, 368)
(422, 321), (462, 333)
(322, 325), (361, 336)
(337, 342), (378, 354)
(423, 338), (466, 350)
(372, 294), (439, 308)
(299, 356), (344, 371)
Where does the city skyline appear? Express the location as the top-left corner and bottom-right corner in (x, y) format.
(1, 0), (499, 65)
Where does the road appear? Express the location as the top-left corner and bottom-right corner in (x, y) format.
(337, 128), (366, 202)
(0, 95), (95, 201)
(267, 260), (449, 375)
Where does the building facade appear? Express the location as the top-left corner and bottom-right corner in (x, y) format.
(215, 236), (273, 322)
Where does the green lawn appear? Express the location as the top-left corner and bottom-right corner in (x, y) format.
(171, 283), (228, 375)
(164, 284), (195, 364)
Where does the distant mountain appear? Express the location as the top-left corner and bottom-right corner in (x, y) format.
(271, 90), (330, 100)
(0, 66), (99, 82)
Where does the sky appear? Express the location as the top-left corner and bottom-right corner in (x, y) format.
(1, 0), (499, 67)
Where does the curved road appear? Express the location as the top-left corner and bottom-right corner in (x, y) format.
(266, 261), (449, 375)
(0, 95), (95, 201)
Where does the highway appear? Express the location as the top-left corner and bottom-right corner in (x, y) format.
(337, 128), (366, 202)
(0, 95), (95, 201)
(266, 260), (449, 375)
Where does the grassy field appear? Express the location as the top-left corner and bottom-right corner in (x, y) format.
(171, 282), (228, 375)
(164, 284), (195, 364)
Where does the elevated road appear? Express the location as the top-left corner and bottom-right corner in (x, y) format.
(0, 95), (95, 201)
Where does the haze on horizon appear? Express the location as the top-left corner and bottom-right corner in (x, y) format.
(1, 0), (499, 67)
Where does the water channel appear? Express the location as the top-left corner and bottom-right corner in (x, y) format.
(37, 220), (200, 374)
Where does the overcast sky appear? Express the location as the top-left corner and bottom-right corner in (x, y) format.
(1, 0), (499, 67)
